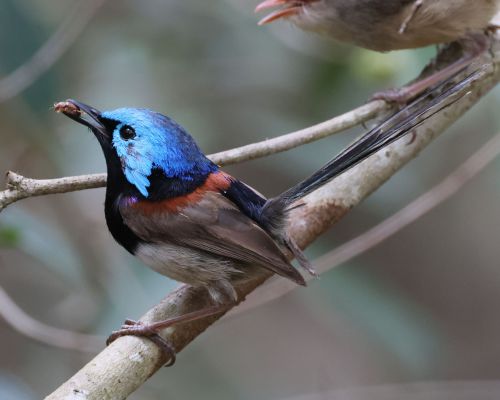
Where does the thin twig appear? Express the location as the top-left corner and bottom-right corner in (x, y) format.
(0, 100), (388, 212)
(0, 284), (102, 353)
(0, 0), (106, 103)
(232, 130), (500, 316)
(209, 100), (388, 165)
(0, 172), (106, 212)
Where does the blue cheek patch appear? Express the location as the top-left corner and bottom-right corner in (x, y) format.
(112, 125), (153, 197)
(125, 168), (151, 197)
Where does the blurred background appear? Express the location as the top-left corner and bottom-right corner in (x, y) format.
(1, 0), (500, 399)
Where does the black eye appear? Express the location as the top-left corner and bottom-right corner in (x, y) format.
(120, 125), (136, 140)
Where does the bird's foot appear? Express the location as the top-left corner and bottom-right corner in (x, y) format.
(372, 33), (491, 106)
(107, 319), (177, 366)
(371, 87), (415, 106)
(255, 0), (318, 25)
(106, 305), (230, 366)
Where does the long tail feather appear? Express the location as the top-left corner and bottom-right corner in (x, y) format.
(276, 69), (481, 204)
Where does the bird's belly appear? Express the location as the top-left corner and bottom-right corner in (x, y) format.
(135, 242), (243, 287)
(295, 0), (497, 51)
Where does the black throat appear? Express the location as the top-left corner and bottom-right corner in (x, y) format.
(101, 142), (212, 254)
(102, 146), (143, 254)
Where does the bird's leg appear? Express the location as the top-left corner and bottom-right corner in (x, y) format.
(106, 304), (231, 366)
(372, 33), (490, 105)
(398, 0), (424, 34)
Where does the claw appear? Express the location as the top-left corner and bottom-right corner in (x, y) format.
(257, 6), (301, 25)
(105, 306), (229, 367)
(371, 87), (415, 105)
(106, 320), (176, 366)
(255, 0), (315, 25)
(255, 0), (288, 13)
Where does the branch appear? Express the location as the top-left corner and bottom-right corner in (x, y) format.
(45, 41), (500, 399)
(0, 172), (106, 211)
(232, 129), (500, 316)
(0, 100), (388, 212)
(0, 0), (106, 103)
(0, 284), (102, 353)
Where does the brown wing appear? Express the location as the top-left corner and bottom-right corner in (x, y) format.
(120, 191), (306, 286)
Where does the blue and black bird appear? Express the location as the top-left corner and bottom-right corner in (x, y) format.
(55, 72), (473, 363)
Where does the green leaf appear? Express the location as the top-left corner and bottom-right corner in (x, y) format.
(0, 226), (21, 247)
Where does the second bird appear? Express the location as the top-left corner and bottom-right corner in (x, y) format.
(256, 0), (499, 101)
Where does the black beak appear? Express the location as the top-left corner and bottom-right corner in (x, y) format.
(55, 99), (109, 139)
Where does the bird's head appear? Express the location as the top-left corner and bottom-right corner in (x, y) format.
(255, 0), (321, 26)
(55, 99), (217, 198)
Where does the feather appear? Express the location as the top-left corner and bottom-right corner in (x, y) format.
(120, 189), (306, 287)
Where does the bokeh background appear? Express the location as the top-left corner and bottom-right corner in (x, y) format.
(1, 1), (500, 399)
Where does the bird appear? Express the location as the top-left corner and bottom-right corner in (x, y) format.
(255, 0), (498, 102)
(54, 70), (474, 364)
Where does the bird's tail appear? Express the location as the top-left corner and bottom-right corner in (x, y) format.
(279, 69), (480, 204)
(257, 68), (482, 278)
(258, 68), (481, 237)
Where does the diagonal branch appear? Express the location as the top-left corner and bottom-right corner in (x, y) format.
(44, 41), (500, 400)
(0, 100), (388, 212)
